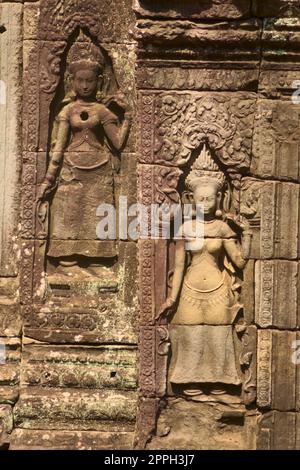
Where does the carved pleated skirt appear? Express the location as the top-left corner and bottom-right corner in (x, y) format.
(169, 324), (242, 386)
(48, 153), (116, 259)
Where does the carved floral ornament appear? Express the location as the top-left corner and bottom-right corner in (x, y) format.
(39, 0), (117, 40)
(153, 93), (255, 172)
(39, 0), (130, 95)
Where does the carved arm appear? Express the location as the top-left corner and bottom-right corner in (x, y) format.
(37, 120), (70, 200)
(157, 240), (186, 320)
(224, 239), (247, 270)
(170, 240), (186, 302)
(103, 113), (132, 152)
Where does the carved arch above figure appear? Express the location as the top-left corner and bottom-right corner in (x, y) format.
(140, 91), (256, 173)
(40, 31), (120, 98)
(39, 0), (134, 42)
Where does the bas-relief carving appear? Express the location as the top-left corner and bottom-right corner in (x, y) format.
(14, 388), (138, 430)
(11, 1), (139, 450)
(255, 261), (299, 329)
(0, 4), (23, 276)
(21, 345), (138, 391)
(6, 0), (300, 451)
(240, 178), (300, 259)
(156, 145), (255, 407)
(252, 100), (300, 182)
(21, 30), (139, 346)
(39, 0), (135, 43)
(138, 87), (260, 447)
(140, 92), (255, 170)
(149, 400), (257, 450)
(37, 31), (132, 279)
(137, 67), (259, 92)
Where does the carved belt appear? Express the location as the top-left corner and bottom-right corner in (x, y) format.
(184, 271), (226, 294)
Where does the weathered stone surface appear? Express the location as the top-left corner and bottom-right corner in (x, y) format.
(253, 1), (300, 18)
(0, 303), (21, 337)
(135, 397), (158, 449)
(138, 325), (170, 400)
(23, 306), (137, 345)
(115, 154), (137, 213)
(241, 260), (255, 325)
(39, 0), (135, 44)
(257, 411), (299, 450)
(139, 92), (256, 172)
(137, 66), (259, 92)
(252, 100), (300, 182)
(0, 405), (13, 449)
(0, 338), (20, 405)
(22, 239), (138, 344)
(20, 343), (138, 391)
(0, 3), (23, 276)
(261, 19), (300, 66)
(0, 278), (21, 337)
(14, 388), (137, 429)
(134, 0), (252, 20)
(241, 179), (300, 259)
(23, 1), (39, 40)
(259, 70), (300, 98)
(22, 40), (39, 153)
(255, 261), (299, 329)
(257, 330), (273, 410)
(3, 0), (300, 452)
(104, 44), (137, 153)
(33, 41), (136, 154)
(257, 330), (300, 411)
(134, 19), (261, 49)
(139, 240), (170, 326)
(10, 429), (134, 450)
(149, 399), (257, 450)
(138, 164), (182, 209)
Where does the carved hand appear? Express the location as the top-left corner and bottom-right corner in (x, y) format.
(110, 91), (130, 112)
(241, 230), (253, 260)
(36, 181), (53, 202)
(226, 213), (248, 232)
(156, 297), (176, 321)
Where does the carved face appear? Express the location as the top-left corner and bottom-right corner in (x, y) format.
(73, 68), (99, 98)
(192, 183), (219, 216)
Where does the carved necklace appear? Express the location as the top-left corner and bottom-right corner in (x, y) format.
(195, 219), (220, 225)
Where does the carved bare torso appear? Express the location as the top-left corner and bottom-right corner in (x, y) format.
(182, 219), (236, 292)
(61, 101), (116, 169)
(186, 240), (224, 292)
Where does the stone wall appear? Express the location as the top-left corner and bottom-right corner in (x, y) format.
(135, 0), (300, 450)
(0, 0), (300, 450)
(1, 0), (138, 450)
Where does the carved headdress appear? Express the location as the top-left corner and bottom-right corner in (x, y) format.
(185, 144), (225, 192)
(67, 30), (105, 75)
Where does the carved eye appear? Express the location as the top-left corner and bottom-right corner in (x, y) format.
(80, 111), (89, 121)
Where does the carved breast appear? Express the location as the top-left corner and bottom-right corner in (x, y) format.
(69, 104), (103, 147)
(185, 239), (225, 291)
(65, 103), (109, 169)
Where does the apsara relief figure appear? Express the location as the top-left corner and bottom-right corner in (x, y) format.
(37, 31), (132, 277)
(159, 144), (252, 401)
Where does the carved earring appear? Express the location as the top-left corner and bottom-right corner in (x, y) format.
(215, 193), (222, 218)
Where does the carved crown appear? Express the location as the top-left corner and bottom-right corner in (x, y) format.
(67, 30), (105, 74)
(185, 144), (225, 191)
